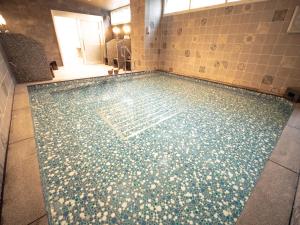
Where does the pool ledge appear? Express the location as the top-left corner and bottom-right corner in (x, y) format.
(238, 103), (300, 225)
(1, 83), (300, 225)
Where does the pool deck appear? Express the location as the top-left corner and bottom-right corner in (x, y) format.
(1, 81), (300, 225)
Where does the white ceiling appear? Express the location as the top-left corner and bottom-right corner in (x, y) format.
(81, 0), (130, 10)
(109, 0), (130, 10)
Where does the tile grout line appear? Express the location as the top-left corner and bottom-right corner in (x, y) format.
(27, 213), (47, 225)
(0, 85), (16, 224)
(9, 136), (35, 145)
(269, 159), (299, 175)
(12, 106), (31, 112)
(289, 173), (300, 225)
(287, 124), (300, 131)
(14, 91), (28, 94)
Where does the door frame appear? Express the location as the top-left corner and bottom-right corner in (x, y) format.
(51, 10), (106, 66)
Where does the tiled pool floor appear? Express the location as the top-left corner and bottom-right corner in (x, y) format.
(27, 72), (293, 224)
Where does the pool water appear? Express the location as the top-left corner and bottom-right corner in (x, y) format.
(29, 72), (292, 225)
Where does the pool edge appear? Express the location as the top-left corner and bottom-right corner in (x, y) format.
(3, 76), (300, 225)
(26, 70), (293, 107)
(237, 103), (300, 225)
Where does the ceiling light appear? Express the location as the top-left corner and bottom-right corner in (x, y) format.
(122, 24), (131, 34)
(112, 26), (121, 34)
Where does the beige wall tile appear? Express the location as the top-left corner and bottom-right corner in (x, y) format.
(155, 0), (300, 95)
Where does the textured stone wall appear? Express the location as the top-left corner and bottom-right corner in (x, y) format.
(159, 0), (300, 95)
(131, 0), (147, 71)
(0, 33), (53, 83)
(0, 42), (15, 196)
(0, 0), (111, 68)
(131, 0), (162, 71)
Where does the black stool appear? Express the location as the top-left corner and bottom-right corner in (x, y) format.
(284, 87), (300, 103)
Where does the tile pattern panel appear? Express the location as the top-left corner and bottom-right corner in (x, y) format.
(96, 88), (186, 139)
(0, 43), (15, 201)
(159, 0), (300, 95)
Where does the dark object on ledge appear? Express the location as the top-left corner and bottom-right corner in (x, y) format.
(113, 58), (118, 68)
(284, 87), (300, 103)
(49, 61), (57, 78)
(50, 61), (58, 70)
(108, 69), (113, 75)
(125, 60), (131, 71)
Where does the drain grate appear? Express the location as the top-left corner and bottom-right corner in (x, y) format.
(98, 92), (184, 140)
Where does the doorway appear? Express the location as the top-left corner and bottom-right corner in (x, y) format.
(51, 10), (105, 66)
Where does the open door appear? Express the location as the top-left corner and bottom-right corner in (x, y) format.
(53, 16), (83, 66)
(80, 19), (104, 64)
(52, 10), (106, 66)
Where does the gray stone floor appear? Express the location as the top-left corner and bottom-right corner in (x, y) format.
(1, 86), (48, 225)
(1, 84), (300, 225)
(238, 104), (300, 225)
(292, 179), (300, 225)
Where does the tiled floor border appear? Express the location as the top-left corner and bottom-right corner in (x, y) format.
(1, 73), (300, 225)
(158, 70), (284, 98)
(1, 84), (48, 225)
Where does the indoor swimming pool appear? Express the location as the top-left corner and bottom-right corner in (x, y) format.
(28, 72), (293, 224)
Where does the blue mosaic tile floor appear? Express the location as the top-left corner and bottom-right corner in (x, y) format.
(28, 72), (293, 225)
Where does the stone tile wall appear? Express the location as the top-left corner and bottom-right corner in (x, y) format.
(159, 0), (300, 95)
(0, 33), (53, 83)
(0, 43), (15, 198)
(144, 0), (163, 70)
(131, 0), (162, 71)
(131, 0), (147, 71)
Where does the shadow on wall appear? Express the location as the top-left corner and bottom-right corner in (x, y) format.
(0, 33), (53, 83)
